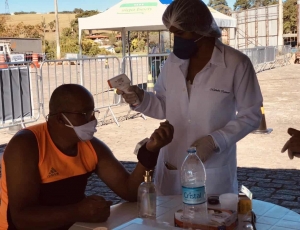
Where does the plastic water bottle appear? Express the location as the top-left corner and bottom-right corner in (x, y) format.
(181, 147), (208, 227)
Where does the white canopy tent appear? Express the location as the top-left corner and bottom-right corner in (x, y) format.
(78, 0), (237, 55)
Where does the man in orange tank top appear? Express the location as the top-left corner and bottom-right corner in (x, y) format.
(0, 84), (174, 230)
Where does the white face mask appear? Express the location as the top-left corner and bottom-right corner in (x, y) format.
(62, 114), (97, 141)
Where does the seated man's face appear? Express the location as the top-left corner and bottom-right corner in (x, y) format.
(61, 93), (97, 127)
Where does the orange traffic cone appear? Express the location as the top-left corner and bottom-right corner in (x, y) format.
(0, 52), (8, 69)
(31, 53), (40, 68)
(252, 105), (273, 134)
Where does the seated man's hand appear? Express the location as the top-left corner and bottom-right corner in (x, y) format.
(281, 128), (300, 159)
(146, 120), (174, 153)
(77, 195), (113, 223)
(116, 86), (144, 105)
(192, 136), (217, 163)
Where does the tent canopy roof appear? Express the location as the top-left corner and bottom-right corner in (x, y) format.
(78, 0), (237, 32)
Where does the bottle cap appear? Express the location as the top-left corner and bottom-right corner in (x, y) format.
(144, 170), (152, 182)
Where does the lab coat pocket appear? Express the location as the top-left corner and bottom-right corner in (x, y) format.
(206, 164), (233, 195)
(160, 164), (181, 195)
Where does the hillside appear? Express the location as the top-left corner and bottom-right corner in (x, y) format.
(5, 13), (76, 41)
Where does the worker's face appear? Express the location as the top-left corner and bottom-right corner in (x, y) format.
(169, 26), (199, 40)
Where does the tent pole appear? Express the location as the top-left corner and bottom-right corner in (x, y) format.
(79, 30), (84, 86)
(147, 31), (149, 56)
(121, 28), (126, 73)
(128, 31), (133, 82)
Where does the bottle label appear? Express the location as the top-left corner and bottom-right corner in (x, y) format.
(182, 186), (206, 205)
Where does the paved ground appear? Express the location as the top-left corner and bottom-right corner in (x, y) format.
(1, 64), (300, 214)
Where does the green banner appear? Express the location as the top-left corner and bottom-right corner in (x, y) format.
(118, 2), (158, 14)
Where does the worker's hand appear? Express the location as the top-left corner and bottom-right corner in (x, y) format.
(191, 136), (217, 163)
(281, 128), (300, 159)
(116, 86), (144, 106)
(146, 120), (174, 153)
(76, 195), (112, 223)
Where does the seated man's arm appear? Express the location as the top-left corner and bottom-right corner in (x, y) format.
(5, 130), (110, 230)
(92, 121), (173, 202)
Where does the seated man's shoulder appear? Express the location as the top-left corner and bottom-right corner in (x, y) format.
(4, 129), (38, 162)
(89, 137), (113, 158)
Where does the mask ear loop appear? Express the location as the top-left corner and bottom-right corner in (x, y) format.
(194, 35), (205, 43)
(61, 113), (74, 128)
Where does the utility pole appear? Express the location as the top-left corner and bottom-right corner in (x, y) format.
(298, 0), (300, 47)
(42, 16), (46, 53)
(54, 0), (61, 59)
(278, 0), (283, 46)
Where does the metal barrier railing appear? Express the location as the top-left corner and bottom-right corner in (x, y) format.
(122, 54), (169, 91)
(239, 45), (292, 73)
(0, 62), (40, 130)
(40, 56), (122, 126)
(0, 45), (294, 130)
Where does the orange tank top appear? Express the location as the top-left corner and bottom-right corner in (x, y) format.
(0, 123), (98, 230)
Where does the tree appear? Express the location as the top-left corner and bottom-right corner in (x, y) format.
(208, 0), (232, 15)
(108, 32), (117, 45)
(283, 0), (297, 34)
(73, 8), (84, 14)
(70, 10), (99, 36)
(233, 0), (252, 10)
(252, 0), (278, 7)
(48, 21), (55, 31)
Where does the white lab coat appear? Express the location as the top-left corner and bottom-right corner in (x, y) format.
(134, 39), (263, 195)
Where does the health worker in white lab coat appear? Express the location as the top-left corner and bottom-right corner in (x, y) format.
(119, 0), (263, 196)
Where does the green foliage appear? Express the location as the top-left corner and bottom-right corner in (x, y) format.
(208, 0), (232, 15)
(108, 32), (117, 45)
(75, 10), (99, 19)
(283, 0), (297, 34)
(131, 38), (139, 49)
(252, 0), (278, 7)
(233, 0), (252, 10)
(233, 0), (278, 10)
(14, 11), (37, 15)
(48, 20), (55, 31)
(137, 39), (145, 52)
(59, 11), (73, 14)
(114, 47), (122, 53)
(73, 8), (84, 14)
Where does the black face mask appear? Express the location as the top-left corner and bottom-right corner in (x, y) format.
(173, 35), (204, 60)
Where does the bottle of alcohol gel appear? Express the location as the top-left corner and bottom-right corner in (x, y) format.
(137, 170), (156, 219)
(181, 147), (208, 226)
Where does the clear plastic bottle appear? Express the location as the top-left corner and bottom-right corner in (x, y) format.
(137, 170), (156, 219)
(181, 147), (208, 227)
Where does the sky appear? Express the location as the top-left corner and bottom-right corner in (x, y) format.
(1, 0), (236, 14)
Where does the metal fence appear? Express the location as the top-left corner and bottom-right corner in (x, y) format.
(0, 62), (40, 129)
(239, 45), (292, 73)
(40, 56), (122, 126)
(0, 45), (294, 130)
(122, 54), (169, 91)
